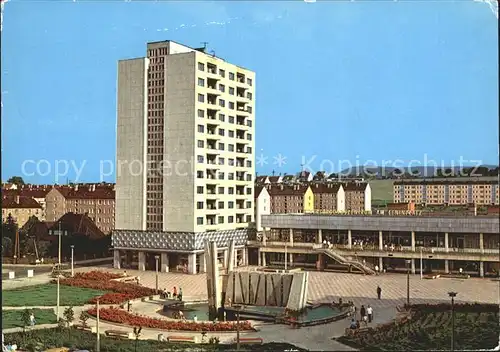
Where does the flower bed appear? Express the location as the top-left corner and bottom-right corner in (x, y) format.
(58, 271), (157, 304)
(88, 293), (136, 305)
(86, 307), (254, 332)
(73, 271), (122, 281)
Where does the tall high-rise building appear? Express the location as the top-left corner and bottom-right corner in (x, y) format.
(113, 40), (254, 273)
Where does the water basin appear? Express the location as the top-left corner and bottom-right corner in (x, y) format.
(161, 301), (348, 326)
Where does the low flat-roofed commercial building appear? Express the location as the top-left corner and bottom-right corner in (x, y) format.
(247, 213), (499, 277)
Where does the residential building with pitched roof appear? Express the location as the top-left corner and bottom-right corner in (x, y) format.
(310, 182), (345, 213)
(45, 184), (115, 234)
(343, 181), (371, 212)
(268, 184), (314, 214)
(2, 195), (43, 227)
(254, 185), (270, 231)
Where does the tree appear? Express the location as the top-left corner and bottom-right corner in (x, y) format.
(21, 309), (31, 336)
(2, 237), (13, 257)
(133, 326), (142, 352)
(2, 214), (18, 242)
(63, 306), (75, 338)
(391, 169), (404, 178)
(79, 311), (89, 328)
(7, 176), (25, 185)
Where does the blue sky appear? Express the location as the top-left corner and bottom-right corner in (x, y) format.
(1, 0), (498, 184)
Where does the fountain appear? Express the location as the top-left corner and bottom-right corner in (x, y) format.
(162, 240), (349, 326)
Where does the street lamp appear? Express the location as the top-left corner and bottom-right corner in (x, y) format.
(70, 245), (75, 277)
(96, 298), (101, 352)
(405, 259), (411, 306)
(56, 221), (62, 321)
(285, 242), (288, 272)
(420, 246), (423, 280)
(154, 255), (160, 292)
(448, 291), (458, 351)
(233, 304), (242, 350)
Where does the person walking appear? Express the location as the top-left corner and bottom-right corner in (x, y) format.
(377, 286), (382, 299)
(178, 287), (183, 301)
(360, 305), (366, 322)
(29, 312), (36, 327)
(173, 286), (177, 298)
(367, 305), (373, 323)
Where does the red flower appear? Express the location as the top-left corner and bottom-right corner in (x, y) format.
(73, 271), (122, 281)
(58, 270), (158, 304)
(86, 307), (254, 332)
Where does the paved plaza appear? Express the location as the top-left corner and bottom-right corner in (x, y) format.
(76, 266), (500, 308)
(4, 265), (499, 351)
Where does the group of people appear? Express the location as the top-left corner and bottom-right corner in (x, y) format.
(347, 286), (382, 330)
(349, 304), (375, 329)
(161, 286), (183, 301)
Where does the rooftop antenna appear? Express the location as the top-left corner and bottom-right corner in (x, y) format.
(210, 50), (216, 57)
(201, 42), (208, 51)
(301, 163), (305, 172)
(272, 170), (275, 176)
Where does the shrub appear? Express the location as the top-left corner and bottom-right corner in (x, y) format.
(4, 328), (304, 352)
(79, 311), (89, 328)
(86, 307), (254, 332)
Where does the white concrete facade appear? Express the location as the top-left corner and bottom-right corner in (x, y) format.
(115, 58), (149, 231)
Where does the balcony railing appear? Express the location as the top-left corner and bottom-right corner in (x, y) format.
(249, 240), (500, 255)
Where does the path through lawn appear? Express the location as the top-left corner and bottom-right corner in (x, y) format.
(2, 284), (107, 307)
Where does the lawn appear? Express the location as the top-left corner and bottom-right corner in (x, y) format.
(2, 309), (57, 329)
(2, 284), (107, 307)
(4, 328), (306, 352)
(368, 179), (394, 203)
(338, 304), (499, 351)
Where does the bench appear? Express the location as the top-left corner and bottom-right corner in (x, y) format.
(73, 324), (92, 331)
(167, 335), (196, 343)
(112, 276), (137, 284)
(344, 327), (371, 337)
(235, 337), (263, 345)
(105, 330), (131, 339)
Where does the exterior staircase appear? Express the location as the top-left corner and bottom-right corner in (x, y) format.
(318, 248), (376, 275)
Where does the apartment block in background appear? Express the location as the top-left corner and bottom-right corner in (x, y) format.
(393, 179), (499, 205)
(1, 195), (43, 227)
(343, 181), (372, 212)
(255, 174), (371, 213)
(45, 184), (115, 234)
(310, 182), (345, 213)
(268, 184), (314, 214)
(1, 184), (53, 220)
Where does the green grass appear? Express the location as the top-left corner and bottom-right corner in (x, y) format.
(368, 179), (394, 202)
(2, 309), (57, 329)
(2, 284), (107, 307)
